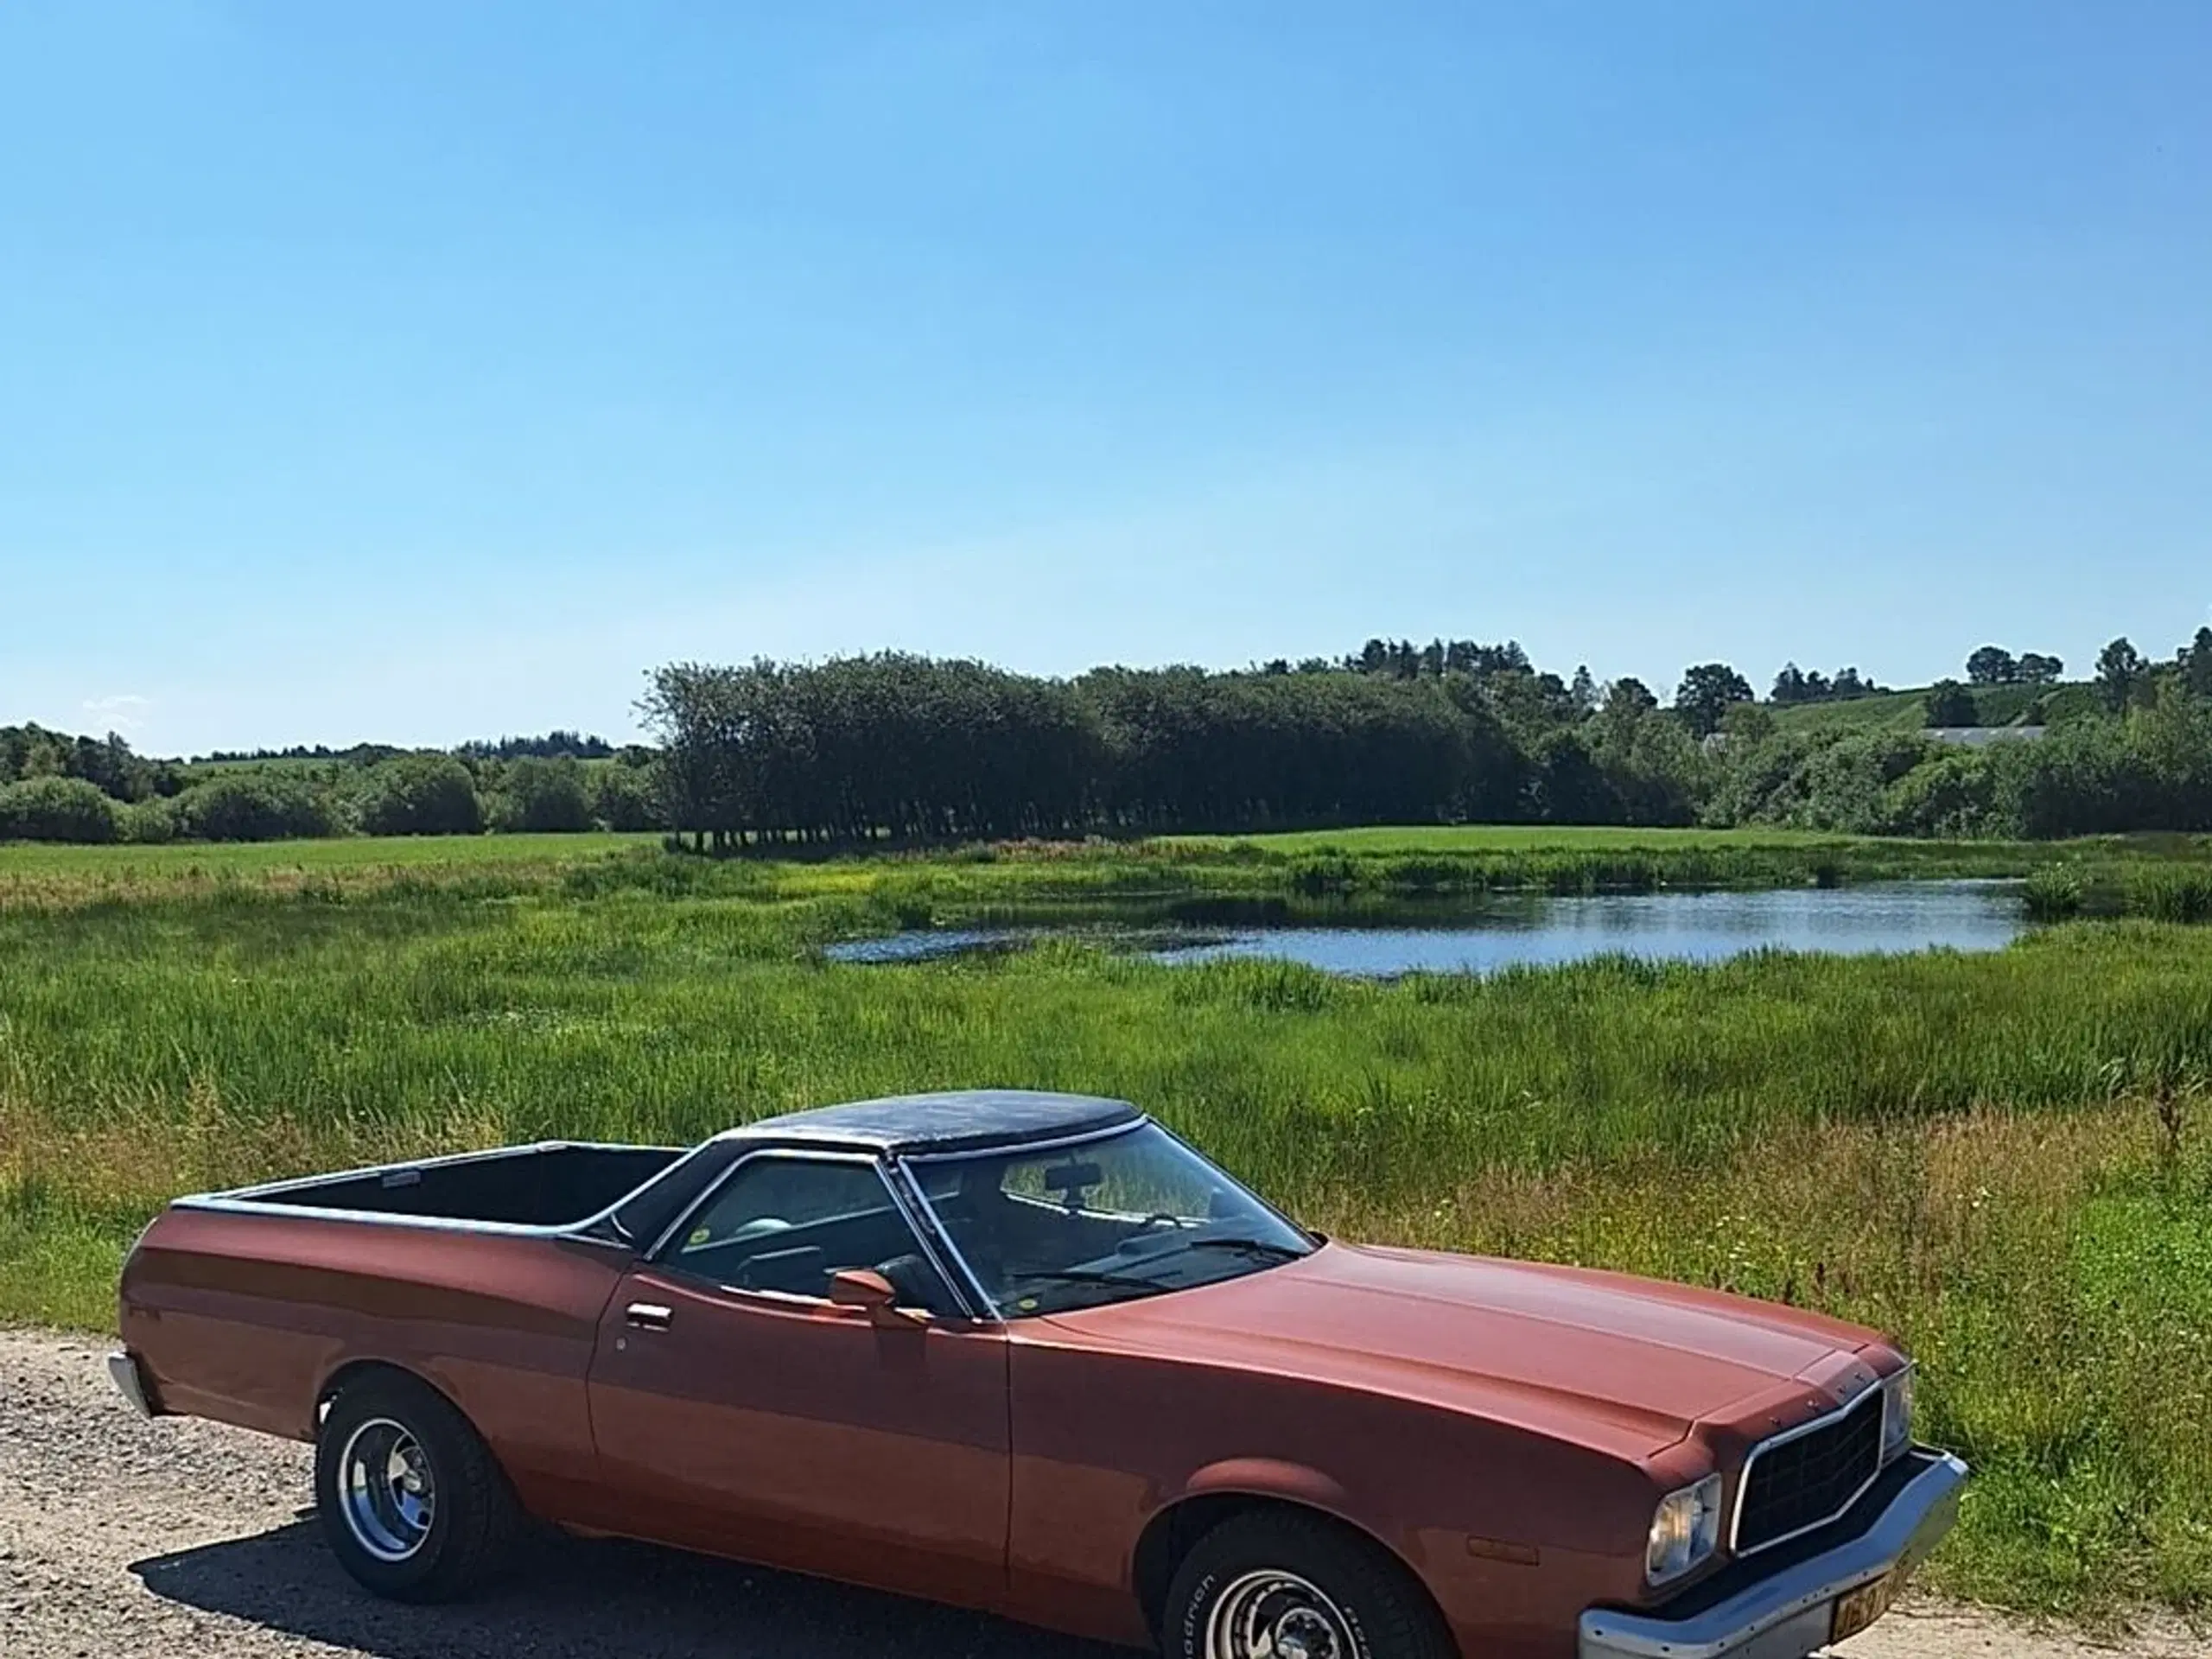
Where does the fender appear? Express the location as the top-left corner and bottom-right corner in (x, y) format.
(1178, 1456), (1357, 1518)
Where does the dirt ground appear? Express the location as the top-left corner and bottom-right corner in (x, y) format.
(1, 1327), (2196, 1659)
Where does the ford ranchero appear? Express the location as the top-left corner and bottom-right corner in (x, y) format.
(111, 1090), (1964, 1659)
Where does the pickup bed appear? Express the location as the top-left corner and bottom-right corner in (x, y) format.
(201, 1140), (690, 1228)
(114, 1090), (1965, 1659)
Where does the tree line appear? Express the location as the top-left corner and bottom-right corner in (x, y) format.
(639, 652), (1726, 848)
(0, 728), (660, 846)
(639, 628), (2212, 849)
(9, 623), (2212, 846)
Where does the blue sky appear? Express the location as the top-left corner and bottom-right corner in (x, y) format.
(3, 3), (2208, 754)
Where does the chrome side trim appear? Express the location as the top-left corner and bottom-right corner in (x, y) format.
(172, 1139), (684, 1243)
(899, 1118), (1150, 1168)
(881, 1157), (998, 1322)
(1580, 1451), (1967, 1659)
(171, 1197), (607, 1238)
(1148, 1117), (1320, 1248)
(889, 1156), (1005, 1322)
(107, 1351), (156, 1418)
(193, 1140), (672, 1204)
(1729, 1374), (1887, 1557)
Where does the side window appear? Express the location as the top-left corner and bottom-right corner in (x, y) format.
(661, 1157), (954, 1313)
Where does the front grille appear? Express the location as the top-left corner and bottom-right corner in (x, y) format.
(1734, 1387), (1885, 1554)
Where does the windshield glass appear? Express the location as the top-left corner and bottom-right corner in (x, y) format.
(911, 1122), (1312, 1317)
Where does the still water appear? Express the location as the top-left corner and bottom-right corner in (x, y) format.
(823, 881), (2025, 977)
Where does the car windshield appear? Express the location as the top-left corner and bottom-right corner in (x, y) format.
(910, 1122), (1313, 1317)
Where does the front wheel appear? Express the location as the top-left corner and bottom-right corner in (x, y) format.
(315, 1370), (521, 1602)
(1162, 1509), (1457, 1659)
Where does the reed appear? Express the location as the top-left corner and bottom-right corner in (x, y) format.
(2126, 864), (2212, 924)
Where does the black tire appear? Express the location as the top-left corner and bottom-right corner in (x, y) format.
(315, 1370), (522, 1603)
(1162, 1508), (1456, 1659)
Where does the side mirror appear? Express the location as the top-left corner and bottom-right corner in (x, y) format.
(828, 1268), (915, 1325)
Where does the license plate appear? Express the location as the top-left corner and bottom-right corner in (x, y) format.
(1831, 1569), (1905, 1643)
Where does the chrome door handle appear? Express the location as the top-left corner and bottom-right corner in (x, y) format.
(625, 1303), (672, 1332)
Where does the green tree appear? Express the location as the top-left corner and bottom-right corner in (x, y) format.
(1719, 701), (1777, 746)
(2096, 637), (2148, 713)
(1593, 676), (1657, 737)
(357, 754), (484, 836)
(1528, 728), (1613, 821)
(1924, 680), (1978, 727)
(489, 757), (593, 833)
(2180, 626), (2212, 698)
(1828, 666), (1878, 700)
(1672, 663), (1753, 738)
(178, 772), (337, 841)
(1965, 645), (2017, 685)
(588, 762), (664, 831)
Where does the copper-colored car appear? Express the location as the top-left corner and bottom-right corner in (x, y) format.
(111, 1090), (1964, 1659)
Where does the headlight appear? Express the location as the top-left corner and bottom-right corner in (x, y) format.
(1880, 1365), (1915, 1464)
(1645, 1473), (1724, 1585)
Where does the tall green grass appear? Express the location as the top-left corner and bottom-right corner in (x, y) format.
(3, 843), (2211, 1611)
(10, 823), (2189, 921)
(2128, 865), (2212, 924)
(2023, 863), (2088, 919)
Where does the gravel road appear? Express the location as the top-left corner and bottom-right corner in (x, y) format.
(1, 1326), (2195, 1659)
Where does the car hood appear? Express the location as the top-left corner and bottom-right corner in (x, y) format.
(1039, 1240), (1885, 1460)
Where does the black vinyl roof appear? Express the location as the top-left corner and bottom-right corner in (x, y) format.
(728, 1090), (1143, 1156)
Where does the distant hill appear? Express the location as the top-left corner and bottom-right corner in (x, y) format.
(1767, 681), (2100, 734)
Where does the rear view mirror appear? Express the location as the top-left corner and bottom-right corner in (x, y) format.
(1044, 1160), (1104, 1197)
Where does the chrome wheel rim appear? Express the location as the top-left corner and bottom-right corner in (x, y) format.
(336, 1417), (435, 1562)
(1205, 1568), (1356, 1659)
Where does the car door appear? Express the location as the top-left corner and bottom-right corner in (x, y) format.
(583, 1149), (1010, 1610)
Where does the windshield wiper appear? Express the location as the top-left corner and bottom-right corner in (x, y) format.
(1164, 1236), (1308, 1262)
(1014, 1266), (1173, 1293)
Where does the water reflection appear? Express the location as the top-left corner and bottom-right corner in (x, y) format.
(822, 881), (2025, 977)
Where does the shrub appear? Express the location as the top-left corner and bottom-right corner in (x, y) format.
(357, 755), (484, 837)
(2126, 866), (2212, 923)
(2022, 864), (2085, 920)
(177, 772), (337, 842)
(487, 757), (592, 834)
(1784, 732), (1942, 834)
(1881, 749), (2004, 839)
(0, 777), (120, 842)
(588, 762), (664, 832)
(118, 797), (182, 845)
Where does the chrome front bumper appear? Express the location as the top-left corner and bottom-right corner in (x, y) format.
(107, 1351), (157, 1418)
(1580, 1450), (1967, 1659)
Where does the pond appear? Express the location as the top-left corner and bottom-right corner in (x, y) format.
(823, 880), (2027, 977)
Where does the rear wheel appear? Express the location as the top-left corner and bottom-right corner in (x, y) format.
(315, 1370), (521, 1602)
(1162, 1509), (1455, 1659)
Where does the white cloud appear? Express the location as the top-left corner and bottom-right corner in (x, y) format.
(80, 694), (152, 737)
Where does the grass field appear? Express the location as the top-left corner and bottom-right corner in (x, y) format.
(1765, 681), (2102, 734)
(0, 829), (663, 878)
(3, 821), (2168, 915)
(3, 830), (2209, 1612)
